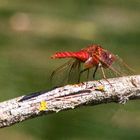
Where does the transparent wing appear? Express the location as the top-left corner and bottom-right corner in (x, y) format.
(67, 59), (81, 83)
(112, 55), (134, 75)
(96, 54), (134, 78)
(50, 59), (83, 86)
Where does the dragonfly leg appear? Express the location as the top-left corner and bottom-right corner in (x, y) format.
(99, 63), (106, 79)
(78, 68), (89, 82)
(87, 69), (89, 80)
(93, 65), (98, 79)
(99, 63), (113, 86)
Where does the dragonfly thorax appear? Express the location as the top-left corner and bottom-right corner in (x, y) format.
(84, 56), (99, 68)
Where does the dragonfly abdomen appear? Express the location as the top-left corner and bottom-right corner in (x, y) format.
(51, 51), (89, 62)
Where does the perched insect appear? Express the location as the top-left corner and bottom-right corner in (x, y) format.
(51, 44), (133, 85)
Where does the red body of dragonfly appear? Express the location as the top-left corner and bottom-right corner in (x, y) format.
(51, 44), (132, 84)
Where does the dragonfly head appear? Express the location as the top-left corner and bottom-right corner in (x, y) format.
(101, 51), (116, 68)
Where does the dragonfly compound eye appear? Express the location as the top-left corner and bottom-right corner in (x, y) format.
(101, 51), (116, 68)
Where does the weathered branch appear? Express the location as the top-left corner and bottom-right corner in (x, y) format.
(0, 75), (140, 128)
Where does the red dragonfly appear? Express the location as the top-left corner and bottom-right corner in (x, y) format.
(51, 44), (133, 85)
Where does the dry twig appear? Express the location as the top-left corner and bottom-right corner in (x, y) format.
(0, 75), (140, 128)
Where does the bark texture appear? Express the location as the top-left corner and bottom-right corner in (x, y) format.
(0, 75), (140, 128)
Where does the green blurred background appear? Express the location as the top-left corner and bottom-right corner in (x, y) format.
(0, 0), (139, 140)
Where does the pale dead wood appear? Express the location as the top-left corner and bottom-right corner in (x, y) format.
(0, 75), (140, 128)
